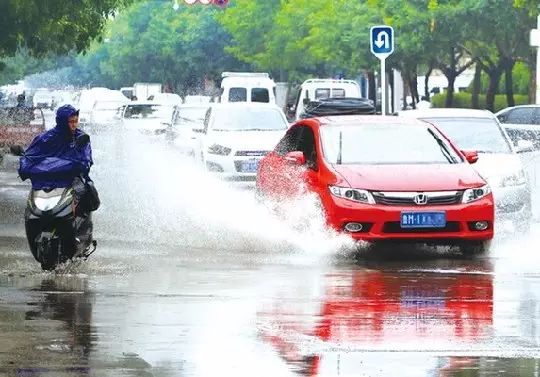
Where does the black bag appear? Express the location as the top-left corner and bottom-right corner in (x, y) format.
(73, 177), (100, 213)
(84, 180), (100, 212)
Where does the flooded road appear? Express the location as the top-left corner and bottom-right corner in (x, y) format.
(2, 125), (540, 376)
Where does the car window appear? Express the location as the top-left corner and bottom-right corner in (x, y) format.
(229, 87), (247, 102)
(422, 117), (512, 153)
(297, 126), (318, 170)
(174, 107), (209, 128)
(251, 88), (270, 103)
(532, 109), (540, 125)
(315, 88), (330, 99)
(321, 123), (463, 165)
(211, 107), (287, 131)
(506, 108), (535, 124)
(275, 126), (303, 155)
(123, 105), (173, 119)
(332, 88), (346, 98)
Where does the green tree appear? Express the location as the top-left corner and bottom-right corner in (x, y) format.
(0, 0), (134, 57)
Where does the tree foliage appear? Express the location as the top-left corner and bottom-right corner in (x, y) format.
(0, 0), (134, 57)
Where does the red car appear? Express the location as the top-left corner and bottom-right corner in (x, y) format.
(256, 115), (494, 254)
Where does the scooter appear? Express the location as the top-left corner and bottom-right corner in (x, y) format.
(11, 136), (97, 271)
(24, 183), (97, 271)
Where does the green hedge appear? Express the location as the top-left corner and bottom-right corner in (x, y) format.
(431, 92), (529, 112)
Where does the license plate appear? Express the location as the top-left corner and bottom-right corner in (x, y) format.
(241, 159), (259, 173)
(400, 211), (446, 228)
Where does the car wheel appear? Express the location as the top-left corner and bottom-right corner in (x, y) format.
(461, 240), (491, 257)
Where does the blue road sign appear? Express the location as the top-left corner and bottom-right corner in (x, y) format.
(370, 25), (394, 58)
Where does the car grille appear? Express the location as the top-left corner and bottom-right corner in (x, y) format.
(382, 222), (461, 233)
(372, 191), (463, 206)
(235, 150), (270, 157)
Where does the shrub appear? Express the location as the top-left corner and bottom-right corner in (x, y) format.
(431, 92), (529, 112)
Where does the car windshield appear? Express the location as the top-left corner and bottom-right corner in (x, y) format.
(421, 117), (512, 154)
(124, 104), (173, 119)
(321, 123), (463, 165)
(174, 107), (208, 127)
(211, 107), (287, 131)
(95, 101), (124, 111)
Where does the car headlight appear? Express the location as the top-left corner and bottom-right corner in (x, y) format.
(207, 144), (231, 156)
(499, 170), (526, 187)
(462, 184), (491, 203)
(329, 186), (375, 204)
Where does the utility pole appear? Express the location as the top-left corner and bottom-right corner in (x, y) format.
(531, 15), (540, 104)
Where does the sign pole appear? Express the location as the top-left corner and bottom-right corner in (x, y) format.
(381, 57), (386, 115)
(536, 14), (540, 104)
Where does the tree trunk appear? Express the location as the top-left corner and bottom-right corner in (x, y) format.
(445, 73), (456, 107)
(368, 70), (376, 109)
(424, 64), (434, 100)
(504, 60), (515, 108)
(472, 63), (482, 109)
(528, 53), (536, 103)
(409, 75), (419, 107)
(486, 70), (502, 112)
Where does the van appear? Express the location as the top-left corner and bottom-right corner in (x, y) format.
(220, 72), (276, 104)
(288, 79), (361, 121)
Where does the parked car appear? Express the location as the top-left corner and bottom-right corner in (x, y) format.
(496, 105), (540, 149)
(287, 78), (362, 121)
(121, 102), (175, 134)
(148, 92), (183, 107)
(401, 108), (532, 232)
(256, 115), (494, 255)
(88, 99), (128, 129)
(167, 103), (211, 156)
(186, 103), (289, 182)
(220, 72), (276, 104)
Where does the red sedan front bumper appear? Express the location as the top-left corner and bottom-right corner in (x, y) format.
(324, 194), (494, 243)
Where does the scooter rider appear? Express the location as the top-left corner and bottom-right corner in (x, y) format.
(18, 104), (98, 214)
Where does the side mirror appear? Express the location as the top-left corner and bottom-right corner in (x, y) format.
(9, 145), (24, 156)
(461, 150), (479, 164)
(284, 151), (306, 165)
(516, 139), (534, 153)
(193, 128), (205, 134)
(303, 98), (310, 106)
(497, 114), (507, 123)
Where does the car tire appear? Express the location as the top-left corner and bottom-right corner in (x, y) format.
(461, 240), (491, 257)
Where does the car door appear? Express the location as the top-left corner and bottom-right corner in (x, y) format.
(171, 107), (208, 163)
(258, 124), (319, 198)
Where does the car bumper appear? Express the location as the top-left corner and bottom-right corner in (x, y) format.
(324, 195), (494, 243)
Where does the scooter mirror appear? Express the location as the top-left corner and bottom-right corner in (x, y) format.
(75, 134), (90, 148)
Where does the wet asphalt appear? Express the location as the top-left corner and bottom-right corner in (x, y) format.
(1, 117), (540, 376)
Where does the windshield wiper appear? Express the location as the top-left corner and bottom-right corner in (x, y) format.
(337, 131), (343, 164)
(428, 129), (458, 164)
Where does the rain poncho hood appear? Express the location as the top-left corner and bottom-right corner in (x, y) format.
(19, 105), (93, 190)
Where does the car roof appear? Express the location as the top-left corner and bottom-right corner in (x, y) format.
(314, 115), (428, 127)
(210, 102), (282, 110)
(399, 108), (496, 119)
(126, 101), (172, 106)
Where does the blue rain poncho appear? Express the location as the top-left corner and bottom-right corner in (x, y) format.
(19, 105), (93, 190)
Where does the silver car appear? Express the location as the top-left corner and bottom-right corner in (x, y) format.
(401, 108), (533, 233)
